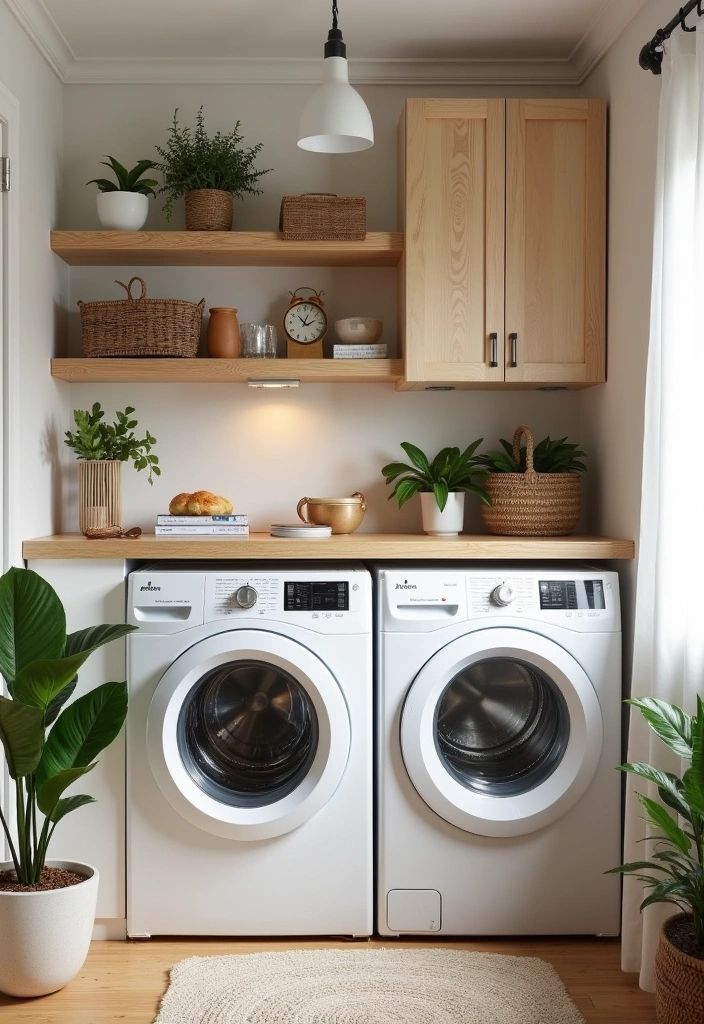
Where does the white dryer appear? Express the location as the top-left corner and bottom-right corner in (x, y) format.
(126, 563), (372, 937)
(374, 565), (621, 937)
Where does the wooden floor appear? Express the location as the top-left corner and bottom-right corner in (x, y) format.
(0, 937), (656, 1023)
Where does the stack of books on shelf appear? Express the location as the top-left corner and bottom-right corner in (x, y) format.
(155, 514), (249, 536)
(333, 344), (387, 359)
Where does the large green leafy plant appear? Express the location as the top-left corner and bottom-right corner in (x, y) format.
(0, 567), (136, 885)
(382, 441), (490, 511)
(87, 156), (159, 196)
(608, 697), (704, 953)
(64, 403), (160, 485)
(476, 435), (588, 474)
(155, 107), (271, 221)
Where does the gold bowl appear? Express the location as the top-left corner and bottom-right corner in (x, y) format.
(334, 318), (383, 344)
(297, 493), (367, 534)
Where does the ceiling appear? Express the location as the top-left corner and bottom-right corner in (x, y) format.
(5, 0), (648, 84)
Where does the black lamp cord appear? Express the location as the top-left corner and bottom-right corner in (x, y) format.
(325, 0), (346, 58)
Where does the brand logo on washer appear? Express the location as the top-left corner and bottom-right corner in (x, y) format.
(395, 580), (417, 590)
(139, 581), (161, 592)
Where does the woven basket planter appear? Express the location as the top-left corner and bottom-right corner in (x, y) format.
(480, 426), (581, 537)
(78, 277), (204, 358)
(185, 189), (233, 231)
(656, 914), (704, 1024)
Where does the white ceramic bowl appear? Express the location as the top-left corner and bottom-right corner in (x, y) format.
(334, 318), (383, 344)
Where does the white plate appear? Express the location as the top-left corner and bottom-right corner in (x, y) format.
(270, 524), (332, 538)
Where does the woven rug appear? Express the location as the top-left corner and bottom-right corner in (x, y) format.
(154, 947), (585, 1023)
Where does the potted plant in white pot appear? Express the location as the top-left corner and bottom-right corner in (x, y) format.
(155, 106), (271, 230)
(382, 440), (490, 536)
(0, 566), (136, 997)
(87, 155), (159, 231)
(64, 403), (160, 536)
(608, 696), (704, 1024)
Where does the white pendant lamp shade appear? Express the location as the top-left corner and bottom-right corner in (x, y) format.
(297, 1), (374, 154)
(298, 57), (374, 153)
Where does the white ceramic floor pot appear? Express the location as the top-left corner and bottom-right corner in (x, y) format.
(420, 491), (465, 536)
(96, 191), (149, 230)
(0, 860), (99, 997)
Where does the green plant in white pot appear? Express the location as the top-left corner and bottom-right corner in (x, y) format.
(87, 155), (159, 231)
(608, 696), (704, 1024)
(0, 566), (136, 997)
(382, 441), (490, 536)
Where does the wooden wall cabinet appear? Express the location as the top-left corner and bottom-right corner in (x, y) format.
(399, 98), (606, 389)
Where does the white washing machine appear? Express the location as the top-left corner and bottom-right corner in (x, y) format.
(374, 565), (621, 937)
(126, 562), (372, 937)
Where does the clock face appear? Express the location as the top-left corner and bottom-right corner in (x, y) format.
(284, 301), (327, 344)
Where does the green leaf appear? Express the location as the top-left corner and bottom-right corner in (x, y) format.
(638, 794), (691, 853)
(605, 861), (662, 875)
(640, 878), (692, 912)
(381, 462), (416, 482)
(455, 483), (493, 506)
(86, 178), (118, 192)
(49, 794), (96, 825)
(0, 567), (66, 687)
(0, 695), (44, 778)
(628, 698), (693, 758)
(36, 763), (96, 816)
(685, 695), (704, 817)
(619, 762), (691, 821)
(44, 681), (77, 728)
(391, 478), (423, 509)
(13, 651), (91, 712)
(399, 442), (431, 476)
(64, 623), (137, 658)
(432, 480), (449, 512)
(36, 681), (128, 786)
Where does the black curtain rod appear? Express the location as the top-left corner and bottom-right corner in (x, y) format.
(640, 1), (704, 74)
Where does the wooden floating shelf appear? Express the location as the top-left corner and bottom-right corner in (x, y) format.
(23, 533), (636, 561)
(51, 358), (404, 384)
(50, 231), (404, 268)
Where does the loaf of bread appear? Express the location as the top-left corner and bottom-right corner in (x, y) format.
(169, 491), (234, 516)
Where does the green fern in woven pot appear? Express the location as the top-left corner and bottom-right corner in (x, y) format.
(155, 106), (271, 230)
(474, 426), (587, 537)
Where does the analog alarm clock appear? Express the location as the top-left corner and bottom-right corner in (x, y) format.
(283, 287), (328, 359)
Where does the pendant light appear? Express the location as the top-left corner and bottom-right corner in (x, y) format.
(298, 0), (374, 154)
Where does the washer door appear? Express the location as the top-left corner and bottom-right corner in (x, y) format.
(400, 628), (602, 837)
(147, 630), (350, 840)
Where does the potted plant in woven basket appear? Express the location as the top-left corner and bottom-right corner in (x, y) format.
(608, 696), (704, 1024)
(382, 440), (490, 536)
(475, 426), (587, 536)
(86, 155), (159, 231)
(155, 106), (271, 230)
(0, 566), (136, 997)
(64, 403), (160, 536)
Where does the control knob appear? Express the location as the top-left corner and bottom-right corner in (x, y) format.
(234, 585), (258, 609)
(491, 584), (515, 607)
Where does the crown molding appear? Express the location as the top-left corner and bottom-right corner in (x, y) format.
(3, 0), (644, 87)
(3, 0), (73, 81)
(570, 0), (648, 83)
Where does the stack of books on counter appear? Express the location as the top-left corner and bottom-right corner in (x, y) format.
(155, 514), (249, 536)
(333, 344), (387, 359)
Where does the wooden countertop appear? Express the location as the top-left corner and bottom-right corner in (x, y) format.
(22, 533), (635, 561)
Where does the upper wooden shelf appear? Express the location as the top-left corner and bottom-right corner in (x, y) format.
(50, 231), (404, 268)
(23, 533), (636, 561)
(51, 358), (403, 385)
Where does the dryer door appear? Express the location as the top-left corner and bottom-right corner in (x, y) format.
(146, 630), (350, 840)
(400, 627), (602, 837)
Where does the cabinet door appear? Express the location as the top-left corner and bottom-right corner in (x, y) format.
(400, 99), (505, 386)
(505, 99), (606, 385)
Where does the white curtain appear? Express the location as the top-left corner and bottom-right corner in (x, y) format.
(623, 29), (704, 991)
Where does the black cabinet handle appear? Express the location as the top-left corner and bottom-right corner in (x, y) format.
(509, 333), (518, 368)
(489, 333), (498, 368)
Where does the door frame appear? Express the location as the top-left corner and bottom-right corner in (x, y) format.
(0, 79), (19, 572)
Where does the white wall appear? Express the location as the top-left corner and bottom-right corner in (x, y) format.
(580, 0), (670, 681)
(61, 80), (585, 534)
(0, 3), (68, 555)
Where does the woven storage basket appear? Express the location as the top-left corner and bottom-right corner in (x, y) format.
(78, 277), (205, 358)
(480, 425), (581, 537)
(185, 189), (233, 231)
(280, 193), (366, 240)
(655, 914), (704, 1024)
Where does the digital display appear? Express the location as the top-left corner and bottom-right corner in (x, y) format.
(284, 581), (349, 611)
(539, 580), (606, 611)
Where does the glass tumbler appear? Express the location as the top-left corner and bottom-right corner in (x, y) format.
(240, 324), (278, 358)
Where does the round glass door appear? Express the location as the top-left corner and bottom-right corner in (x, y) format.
(147, 630), (350, 841)
(401, 628), (602, 837)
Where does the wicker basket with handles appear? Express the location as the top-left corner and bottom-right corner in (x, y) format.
(480, 425), (581, 537)
(78, 277), (205, 358)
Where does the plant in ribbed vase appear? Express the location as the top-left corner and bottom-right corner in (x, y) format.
(0, 566), (137, 997)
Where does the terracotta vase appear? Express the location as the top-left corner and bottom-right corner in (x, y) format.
(207, 308), (241, 358)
